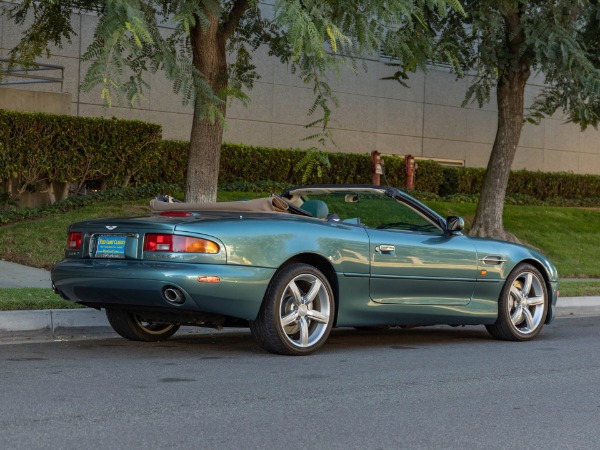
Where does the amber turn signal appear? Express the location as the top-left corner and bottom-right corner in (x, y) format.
(144, 234), (219, 253)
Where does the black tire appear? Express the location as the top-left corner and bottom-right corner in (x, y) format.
(106, 309), (180, 342)
(250, 263), (335, 355)
(486, 263), (548, 341)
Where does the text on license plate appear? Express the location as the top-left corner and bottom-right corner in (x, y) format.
(96, 234), (126, 258)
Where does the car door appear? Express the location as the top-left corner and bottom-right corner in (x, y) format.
(365, 198), (479, 306)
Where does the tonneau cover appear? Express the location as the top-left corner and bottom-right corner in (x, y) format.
(149, 195), (290, 213)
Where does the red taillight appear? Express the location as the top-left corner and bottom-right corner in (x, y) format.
(144, 234), (219, 253)
(68, 232), (82, 250)
(159, 212), (193, 217)
(144, 234), (173, 251)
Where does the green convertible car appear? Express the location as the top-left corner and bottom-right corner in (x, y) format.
(51, 185), (559, 355)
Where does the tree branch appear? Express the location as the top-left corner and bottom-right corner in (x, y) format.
(221, 0), (249, 40)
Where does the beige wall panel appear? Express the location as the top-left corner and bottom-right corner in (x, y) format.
(272, 61), (309, 90)
(422, 138), (468, 162)
(423, 104), (467, 141)
(376, 98), (423, 136)
(375, 134), (423, 157)
(544, 119), (581, 152)
(0, 88), (71, 114)
(79, 14), (99, 51)
(580, 127), (600, 155)
(543, 149), (579, 173)
(513, 147), (545, 171)
(2, 8), (81, 59)
(578, 153), (600, 175)
(326, 129), (376, 154)
(228, 81), (273, 122)
(271, 123), (376, 154)
(270, 123), (322, 150)
(153, 112), (192, 141)
(464, 75), (497, 112)
(377, 66), (425, 103)
(519, 121), (545, 149)
(32, 55), (80, 96)
(146, 72), (193, 115)
(224, 119), (273, 147)
(0, 12), (5, 49)
(424, 69), (467, 108)
(328, 92), (378, 132)
(78, 103), (149, 122)
(524, 84), (544, 109)
(327, 59), (381, 97)
(464, 142), (493, 168)
(245, 44), (275, 84)
(271, 84), (323, 126)
(76, 60), (104, 106)
(465, 108), (497, 144)
(528, 71), (547, 87)
(77, 59), (151, 113)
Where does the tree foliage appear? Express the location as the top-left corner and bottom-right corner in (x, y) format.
(416, 0), (600, 240)
(1, 0), (464, 202)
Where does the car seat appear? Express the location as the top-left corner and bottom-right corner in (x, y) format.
(301, 199), (329, 219)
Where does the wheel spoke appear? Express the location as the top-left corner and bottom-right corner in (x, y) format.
(510, 285), (521, 299)
(521, 273), (533, 296)
(304, 278), (323, 305)
(511, 305), (523, 326)
(281, 311), (299, 327)
(287, 280), (303, 306)
(528, 295), (545, 306)
(307, 309), (329, 324)
(522, 307), (535, 331)
(299, 317), (309, 347)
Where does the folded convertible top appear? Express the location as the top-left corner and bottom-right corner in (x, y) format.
(149, 195), (291, 213)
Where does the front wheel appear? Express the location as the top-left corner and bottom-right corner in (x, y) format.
(250, 264), (335, 355)
(106, 309), (180, 342)
(486, 264), (548, 341)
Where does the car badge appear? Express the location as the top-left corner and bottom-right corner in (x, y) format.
(105, 226), (118, 230)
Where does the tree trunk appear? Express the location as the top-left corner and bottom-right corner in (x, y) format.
(469, 67), (530, 242)
(186, 14), (228, 203)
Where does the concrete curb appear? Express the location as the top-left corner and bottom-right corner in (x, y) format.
(1, 296), (599, 342)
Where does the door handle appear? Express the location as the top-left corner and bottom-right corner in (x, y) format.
(376, 244), (395, 253)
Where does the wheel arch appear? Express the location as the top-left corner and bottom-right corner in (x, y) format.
(516, 258), (553, 313)
(519, 258), (551, 287)
(276, 253), (340, 326)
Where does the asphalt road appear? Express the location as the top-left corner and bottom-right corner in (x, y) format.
(1, 317), (599, 450)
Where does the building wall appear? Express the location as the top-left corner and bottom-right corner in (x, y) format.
(1, 4), (599, 175)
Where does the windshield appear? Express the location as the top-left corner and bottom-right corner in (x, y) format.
(292, 190), (444, 235)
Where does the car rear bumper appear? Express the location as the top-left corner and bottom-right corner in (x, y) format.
(51, 259), (276, 321)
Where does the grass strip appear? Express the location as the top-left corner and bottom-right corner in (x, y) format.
(0, 288), (83, 311)
(559, 281), (600, 297)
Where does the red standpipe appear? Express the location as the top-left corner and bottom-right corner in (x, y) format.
(405, 154), (415, 190)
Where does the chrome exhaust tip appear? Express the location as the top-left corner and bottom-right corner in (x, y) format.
(163, 287), (185, 304)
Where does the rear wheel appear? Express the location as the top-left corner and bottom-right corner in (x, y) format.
(250, 264), (335, 355)
(106, 309), (180, 342)
(486, 264), (548, 341)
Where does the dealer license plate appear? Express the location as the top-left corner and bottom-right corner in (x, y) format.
(95, 234), (127, 259)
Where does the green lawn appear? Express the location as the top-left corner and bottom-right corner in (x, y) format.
(428, 202), (600, 278)
(0, 288), (82, 310)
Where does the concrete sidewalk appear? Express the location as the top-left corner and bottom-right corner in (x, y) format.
(1, 260), (600, 342)
(0, 260), (52, 288)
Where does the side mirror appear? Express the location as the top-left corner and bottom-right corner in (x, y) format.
(446, 216), (465, 233)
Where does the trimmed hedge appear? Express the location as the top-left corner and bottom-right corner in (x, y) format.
(0, 110), (162, 196)
(1, 109), (599, 204)
(76, 139), (600, 202)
